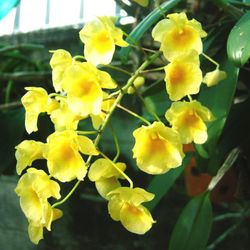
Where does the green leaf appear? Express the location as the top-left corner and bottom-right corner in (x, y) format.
(0, 108), (25, 173)
(169, 192), (213, 250)
(227, 11), (250, 67)
(146, 154), (191, 211)
(119, 0), (183, 62)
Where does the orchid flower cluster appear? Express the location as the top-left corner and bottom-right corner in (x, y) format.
(14, 12), (226, 244)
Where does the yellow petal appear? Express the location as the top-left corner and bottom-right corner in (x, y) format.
(108, 187), (154, 206)
(203, 69), (227, 87)
(61, 63), (103, 117)
(80, 16), (127, 65)
(45, 131), (88, 182)
(165, 101), (214, 144)
(15, 140), (45, 175)
(95, 177), (121, 199)
(28, 222), (43, 244)
(49, 49), (73, 92)
(132, 122), (184, 174)
(120, 203), (155, 234)
(77, 135), (99, 155)
(21, 87), (49, 134)
(107, 197), (124, 221)
(152, 19), (172, 42)
(164, 51), (202, 101)
(152, 12), (206, 61)
(50, 99), (82, 131)
(88, 158), (126, 181)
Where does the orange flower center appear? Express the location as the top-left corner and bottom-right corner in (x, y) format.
(183, 111), (200, 126)
(169, 64), (187, 85)
(171, 26), (196, 48)
(148, 133), (166, 153)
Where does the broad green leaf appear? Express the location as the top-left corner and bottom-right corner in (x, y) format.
(169, 192), (213, 250)
(119, 0), (183, 62)
(227, 11), (250, 67)
(146, 154), (191, 211)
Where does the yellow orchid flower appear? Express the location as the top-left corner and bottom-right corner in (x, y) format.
(21, 87), (49, 134)
(49, 49), (73, 92)
(88, 158), (126, 199)
(44, 130), (99, 182)
(79, 16), (128, 65)
(107, 187), (155, 234)
(132, 121), (184, 174)
(28, 206), (62, 244)
(152, 12), (207, 61)
(15, 140), (45, 175)
(15, 168), (62, 244)
(165, 101), (214, 144)
(164, 50), (202, 101)
(203, 68), (227, 87)
(60, 62), (116, 117)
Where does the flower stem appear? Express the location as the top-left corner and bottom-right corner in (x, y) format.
(201, 53), (220, 68)
(109, 124), (120, 162)
(77, 130), (98, 135)
(99, 151), (134, 189)
(117, 104), (151, 125)
(141, 66), (165, 73)
(52, 180), (81, 208)
(100, 64), (132, 76)
(135, 92), (162, 122)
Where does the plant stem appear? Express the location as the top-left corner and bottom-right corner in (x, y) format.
(135, 92), (162, 122)
(52, 180), (81, 208)
(141, 66), (165, 73)
(117, 104), (151, 125)
(99, 151), (133, 188)
(76, 130), (98, 135)
(109, 124), (120, 162)
(100, 64), (132, 76)
(202, 53), (220, 68)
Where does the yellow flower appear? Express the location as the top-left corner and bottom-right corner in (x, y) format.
(132, 121), (184, 174)
(79, 16), (128, 65)
(28, 206), (62, 244)
(132, 0), (149, 7)
(88, 158), (126, 199)
(44, 130), (99, 182)
(107, 187), (155, 234)
(203, 69), (227, 87)
(21, 87), (49, 134)
(152, 12), (207, 61)
(49, 98), (84, 131)
(165, 101), (214, 144)
(90, 93), (116, 129)
(50, 49), (73, 92)
(15, 140), (45, 175)
(164, 51), (202, 101)
(61, 62), (116, 117)
(15, 168), (62, 244)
